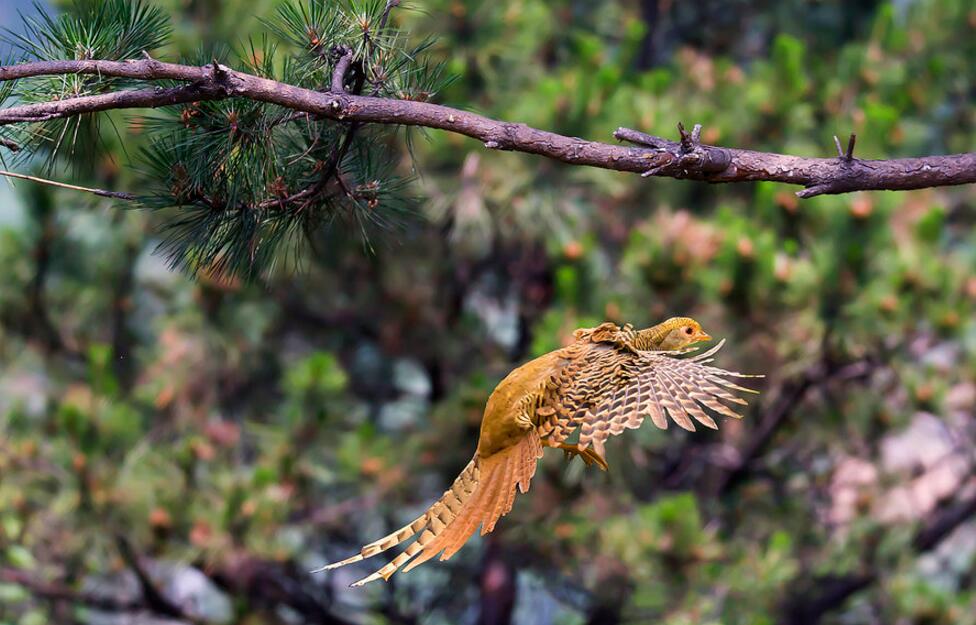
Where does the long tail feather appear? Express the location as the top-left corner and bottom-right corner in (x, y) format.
(319, 430), (542, 586)
(310, 513), (429, 573)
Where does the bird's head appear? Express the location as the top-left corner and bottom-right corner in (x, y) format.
(633, 317), (711, 351)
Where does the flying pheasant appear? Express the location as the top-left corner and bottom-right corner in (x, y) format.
(317, 317), (760, 586)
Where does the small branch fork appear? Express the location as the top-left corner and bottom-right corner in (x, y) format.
(1, 58), (975, 201)
(835, 133), (856, 161)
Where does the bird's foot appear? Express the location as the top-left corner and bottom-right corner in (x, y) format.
(553, 443), (609, 471)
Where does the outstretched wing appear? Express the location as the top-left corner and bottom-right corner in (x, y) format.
(577, 340), (761, 457)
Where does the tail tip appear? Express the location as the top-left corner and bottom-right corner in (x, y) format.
(350, 572), (383, 587)
(310, 560), (347, 574)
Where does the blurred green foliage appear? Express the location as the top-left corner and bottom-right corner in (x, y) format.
(1, 1), (976, 625)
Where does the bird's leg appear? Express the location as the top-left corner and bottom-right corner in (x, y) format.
(545, 440), (609, 471)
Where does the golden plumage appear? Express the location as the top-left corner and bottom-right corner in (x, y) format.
(316, 317), (760, 586)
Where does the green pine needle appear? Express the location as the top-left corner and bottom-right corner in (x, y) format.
(4, 0), (171, 64)
(1, 0), (452, 281)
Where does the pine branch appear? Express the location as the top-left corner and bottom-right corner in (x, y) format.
(1, 59), (974, 199)
(330, 45), (354, 93)
(0, 169), (135, 199)
(378, 0), (401, 32)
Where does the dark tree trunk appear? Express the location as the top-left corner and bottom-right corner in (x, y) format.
(478, 537), (516, 625)
(635, 0), (660, 70)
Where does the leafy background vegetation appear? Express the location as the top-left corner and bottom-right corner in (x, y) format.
(1, 1), (975, 624)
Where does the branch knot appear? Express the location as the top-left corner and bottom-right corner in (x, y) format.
(617, 123), (731, 178)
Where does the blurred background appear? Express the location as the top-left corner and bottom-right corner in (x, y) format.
(1, 1), (976, 624)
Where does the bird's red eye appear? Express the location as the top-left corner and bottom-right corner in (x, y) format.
(685, 327), (693, 335)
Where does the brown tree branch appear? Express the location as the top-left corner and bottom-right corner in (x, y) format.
(1, 59), (975, 198)
(203, 553), (355, 625)
(0, 567), (143, 612)
(378, 0), (401, 32)
(712, 355), (877, 495)
(115, 535), (191, 621)
(912, 488), (976, 552)
(330, 46), (354, 94)
(781, 487), (976, 625)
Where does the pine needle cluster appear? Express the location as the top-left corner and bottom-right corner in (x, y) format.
(1, 0), (454, 280)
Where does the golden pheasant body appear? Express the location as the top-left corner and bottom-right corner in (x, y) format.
(318, 318), (760, 586)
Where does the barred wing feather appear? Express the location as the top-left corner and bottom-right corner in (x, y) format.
(578, 340), (761, 457)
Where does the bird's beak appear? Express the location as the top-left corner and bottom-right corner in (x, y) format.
(693, 330), (712, 343)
